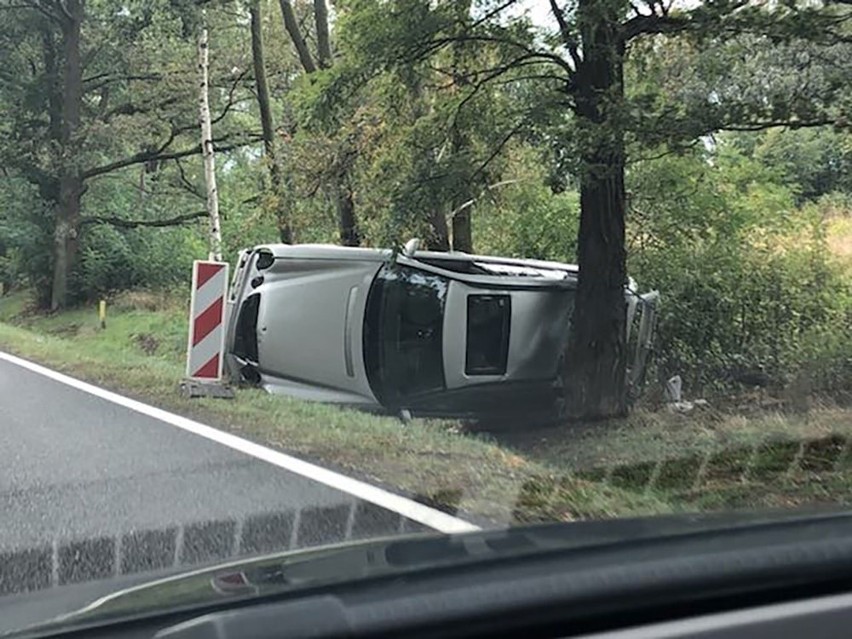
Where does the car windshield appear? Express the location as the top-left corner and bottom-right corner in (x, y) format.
(364, 264), (449, 404)
(0, 0), (850, 634)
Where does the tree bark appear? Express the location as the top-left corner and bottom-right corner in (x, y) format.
(563, 0), (628, 419)
(51, 0), (84, 311)
(336, 178), (360, 246)
(278, 0), (317, 74)
(449, 0), (473, 253)
(41, 26), (62, 145)
(278, 0), (361, 246)
(250, 0), (293, 244)
(451, 202), (472, 252)
(409, 74), (450, 250)
(428, 209), (451, 251)
(314, 0), (332, 68)
(198, 26), (223, 261)
(0, 237), (8, 296)
(449, 119), (473, 253)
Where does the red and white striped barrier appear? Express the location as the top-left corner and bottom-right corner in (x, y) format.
(186, 260), (229, 381)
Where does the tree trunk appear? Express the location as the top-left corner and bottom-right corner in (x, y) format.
(564, 0), (628, 419)
(51, 0), (84, 311)
(279, 0), (317, 74)
(450, 196), (473, 252)
(198, 27), (223, 261)
(336, 178), (360, 246)
(41, 27), (63, 144)
(250, 0), (293, 244)
(428, 209), (451, 251)
(0, 238), (7, 296)
(314, 0), (332, 68)
(279, 0), (361, 247)
(448, 0), (473, 253)
(409, 74), (450, 251)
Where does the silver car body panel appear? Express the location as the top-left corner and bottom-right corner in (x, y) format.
(225, 246), (386, 406)
(443, 281), (574, 390)
(225, 243), (657, 415)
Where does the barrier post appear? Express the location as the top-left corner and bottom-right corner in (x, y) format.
(181, 260), (234, 398)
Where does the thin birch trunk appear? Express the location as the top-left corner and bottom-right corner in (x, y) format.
(198, 26), (223, 261)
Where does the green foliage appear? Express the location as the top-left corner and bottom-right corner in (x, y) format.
(474, 147), (580, 262)
(74, 225), (203, 302)
(0, 177), (53, 304)
(628, 144), (852, 395)
(752, 128), (852, 203)
(1, 0), (850, 405)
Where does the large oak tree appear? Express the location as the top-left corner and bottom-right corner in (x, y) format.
(0, 0), (259, 308)
(338, 0), (851, 419)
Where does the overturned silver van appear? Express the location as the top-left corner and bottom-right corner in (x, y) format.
(224, 243), (658, 421)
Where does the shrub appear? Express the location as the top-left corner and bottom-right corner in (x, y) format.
(73, 225), (202, 303)
(628, 146), (852, 397)
(474, 172), (580, 262)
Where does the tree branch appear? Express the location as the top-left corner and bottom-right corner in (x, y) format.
(56, 0), (73, 23)
(470, 119), (527, 181)
(622, 0), (756, 41)
(279, 0), (317, 73)
(622, 13), (691, 41)
(97, 68), (247, 124)
(83, 72), (165, 92)
(84, 65), (255, 180)
(470, 0), (519, 29)
(83, 137), (258, 180)
(80, 210), (207, 228)
(1, 0), (60, 24)
(415, 35), (575, 76)
(549, 0), (582, 69)
(452, 54), (563, 117)
(213, 67), (250, 125)
(174, 157), (204, 199)
(314, 0), (332, 67)
(100, 95), (181, 122)
(717, 117), (837, 132)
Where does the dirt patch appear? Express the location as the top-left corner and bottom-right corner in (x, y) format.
(112, 290), (181, 313)
(45, 322), (81, 337)
(655, 455), (703, 492)
(799, 435), (846, 473)
(610, 461), (656, 491)
(412, 488), (465, 516)
(133, 333), (160, 355)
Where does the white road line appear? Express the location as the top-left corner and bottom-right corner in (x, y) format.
(0, 351), (480, 535)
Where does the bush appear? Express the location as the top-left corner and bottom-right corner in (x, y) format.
(628, 146), (852, 397)
(474, 184), (579, 262)
(0, 179), (54, 304)
(73, 224), (203, 303)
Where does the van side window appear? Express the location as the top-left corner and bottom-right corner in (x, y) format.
(466, 295), (511, 375)
(233, 293), (261, 364)
(364, 265), (448, 405)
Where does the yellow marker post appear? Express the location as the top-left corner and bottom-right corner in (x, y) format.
(99, 300), (107, 329)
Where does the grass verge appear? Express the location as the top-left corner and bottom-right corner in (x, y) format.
(0, 290), (670, 525)
(4, 288), (851, 521)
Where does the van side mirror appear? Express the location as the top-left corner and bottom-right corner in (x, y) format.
(402, 238), (421, 257)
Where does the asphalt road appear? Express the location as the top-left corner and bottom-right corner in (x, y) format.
(0, 353), (430, 612)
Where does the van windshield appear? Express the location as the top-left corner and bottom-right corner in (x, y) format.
(363, 264), (448, 406)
